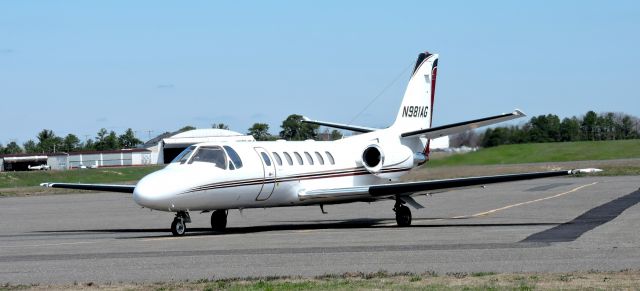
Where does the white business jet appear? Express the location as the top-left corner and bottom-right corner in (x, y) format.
(42, 52), (600, 236)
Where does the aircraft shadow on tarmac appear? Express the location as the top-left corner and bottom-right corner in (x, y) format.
(32, 190), (640, 241)
(523, 189), (640, 243)
(33, 217), (560, 239)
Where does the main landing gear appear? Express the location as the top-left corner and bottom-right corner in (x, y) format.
(393, 199), (412, 227)
(171, 211), (191, 236)
(210, 209), (228, 231)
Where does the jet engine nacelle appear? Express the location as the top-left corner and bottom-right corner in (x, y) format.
(361, 143), (414, 179)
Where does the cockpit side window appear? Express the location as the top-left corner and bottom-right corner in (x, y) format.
(223, 146), (243, 169)
(172, 146), (196, 164)
(189, 146), (227, 169)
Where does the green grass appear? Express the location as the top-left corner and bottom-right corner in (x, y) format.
(4, 270), (640, 290)
(0, 165), (163, 189)
(429, 140), (640, 167)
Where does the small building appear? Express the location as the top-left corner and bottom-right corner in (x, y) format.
(0, 153), (49, 171)
(145, 129), (255, 164)
(58, 148), (152, 169)
(0, 149), (152, 172)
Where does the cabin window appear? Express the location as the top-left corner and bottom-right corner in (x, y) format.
(260, 152), (272, 166)
(325, 151), (335, 165)
(315, 152), (325, 165)
(293, 152), (304, 165)
(304, 152), (314, 165)
(272, 152), (283, 166)
(189, 146), (227, 169)
(223, 146), (243, 169)
(283, 152), (294, 165)
(173, 146), (196, 164)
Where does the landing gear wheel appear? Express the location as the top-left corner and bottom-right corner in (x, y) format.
(395, 205), (412, 227)
(171, 211), (190, 236)
(211, 210), (228, 231)
(171, 218), (186, 236)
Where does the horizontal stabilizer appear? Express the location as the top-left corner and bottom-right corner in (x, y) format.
(401, 109), (526, 138)
(302, 116), (378, 133)
(41, 182), (136, 193)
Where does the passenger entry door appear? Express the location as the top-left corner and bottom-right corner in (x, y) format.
(254, 147), (276, 201)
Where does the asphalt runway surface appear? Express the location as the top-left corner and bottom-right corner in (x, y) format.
(1, 175), (639, 284)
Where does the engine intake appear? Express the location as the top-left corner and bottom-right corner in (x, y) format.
(362, 145), (384, 173)
(361, 143), (414, 179)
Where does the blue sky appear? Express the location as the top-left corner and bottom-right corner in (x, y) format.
(1, 1), (639, 144)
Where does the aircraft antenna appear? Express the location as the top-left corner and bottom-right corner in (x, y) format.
(347, 60), (413, 126)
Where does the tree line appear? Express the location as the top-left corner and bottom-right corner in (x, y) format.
(248, 114), (342, 141)
(0, 114), (343, 155)
(450, 111), (640, 148)
(0, 128), (142, 155)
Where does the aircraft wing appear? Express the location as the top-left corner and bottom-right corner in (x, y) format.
(301, 116), (379, 133)
(40, 183), (136, 193)
(401, 109), (525, 139)
(298, 168), (601, 202)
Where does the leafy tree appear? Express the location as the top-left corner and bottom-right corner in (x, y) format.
(4, 141), (22, 154)
(23, 140), (38, 153)
(83, 139), (96, 151)
(527, 114), (560, 142)
(212, 123), (229, 130)
(105, 131), (120, 150)
(36, 129), (63, 152)
(62, 134), (81, 152)
(279, 114), (319, 141)
(118, 128), (142, 149)
(0, 143), (4, 154)
(582, 111), (598, 141)
(560, 117), (581, 142)
(248, 123), (271, 141)
(620, 115), (637, 139)
(450, 131), (480, 147)
(94, 128), (109, 150)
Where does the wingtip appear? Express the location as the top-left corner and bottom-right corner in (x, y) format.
(513, 109), (526, 116)
(40, 183), (51, 187)
(571, 168), (603, 174)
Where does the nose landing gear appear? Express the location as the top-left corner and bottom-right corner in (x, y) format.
(393, 199), (412, 227)
(171, 211), (191, 236)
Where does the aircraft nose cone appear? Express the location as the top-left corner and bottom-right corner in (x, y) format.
(133, 169), (185, 210)
(132, 182), (159, 209)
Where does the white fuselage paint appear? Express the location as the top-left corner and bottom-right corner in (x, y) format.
(133, 130), (424, 212)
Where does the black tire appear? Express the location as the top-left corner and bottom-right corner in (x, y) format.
(171, 218), (186, 236)
(395, 205), (412, 227)
(210, 210), (227, 231)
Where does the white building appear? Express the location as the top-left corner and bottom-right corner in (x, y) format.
(0, 149), (152, 171)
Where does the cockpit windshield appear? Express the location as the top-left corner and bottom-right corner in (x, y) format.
(188, 146), (227, 169)
(171, 146), (196, 164)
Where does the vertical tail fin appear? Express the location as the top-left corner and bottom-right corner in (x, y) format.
(391, 52), (438, 134)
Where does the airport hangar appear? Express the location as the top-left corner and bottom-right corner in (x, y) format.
(0, 129), (255, 172)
